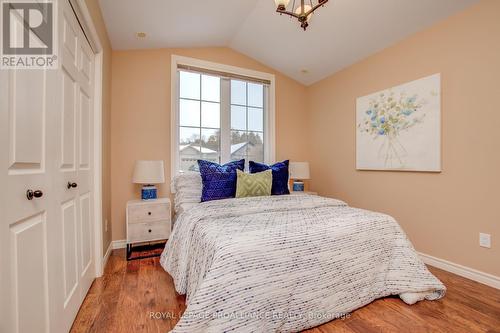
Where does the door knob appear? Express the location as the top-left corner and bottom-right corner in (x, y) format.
(26, 189), (43, 200)
(67, 182), (78, 189)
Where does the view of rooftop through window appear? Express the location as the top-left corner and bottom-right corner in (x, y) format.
(178, 70), (265, 172)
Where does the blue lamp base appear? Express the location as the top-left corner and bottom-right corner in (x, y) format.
(141, 185), (158, 200)
(292, 180), (305, 192)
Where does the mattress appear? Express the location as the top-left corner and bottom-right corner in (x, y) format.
(161, 194), (445, 332)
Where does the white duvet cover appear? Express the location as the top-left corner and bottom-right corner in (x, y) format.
(161, 194), (445, 332)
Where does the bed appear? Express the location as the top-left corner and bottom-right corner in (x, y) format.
(161, 175), (445, 332)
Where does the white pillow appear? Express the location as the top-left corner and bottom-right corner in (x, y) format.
(172, 172), (202, 213)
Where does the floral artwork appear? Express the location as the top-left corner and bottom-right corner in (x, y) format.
(356, 74), (441, 171)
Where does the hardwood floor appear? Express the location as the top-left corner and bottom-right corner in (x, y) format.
(71, 249), (500, 333)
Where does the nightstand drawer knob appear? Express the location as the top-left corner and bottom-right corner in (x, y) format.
(148, 212), (151, 215)
(148, 229), (152, 233)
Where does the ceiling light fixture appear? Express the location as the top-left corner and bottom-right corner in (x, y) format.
(136, 32), (147, 38)
(274, 0), (328, 30)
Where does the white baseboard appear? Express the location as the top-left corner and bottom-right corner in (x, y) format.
(102, 242), (112, 273)
(111, 239), (127, 249)
(418, 252), (500, 290)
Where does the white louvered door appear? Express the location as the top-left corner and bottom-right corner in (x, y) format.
(0, 1), (96, 333)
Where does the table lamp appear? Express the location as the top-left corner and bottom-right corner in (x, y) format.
(289, 162), (310, 192)
(132, 160), (165, 200)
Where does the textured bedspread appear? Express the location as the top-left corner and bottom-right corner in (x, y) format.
(160, 194), (445, 332)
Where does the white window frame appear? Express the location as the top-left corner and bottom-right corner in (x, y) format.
(170, 55), (276, 179)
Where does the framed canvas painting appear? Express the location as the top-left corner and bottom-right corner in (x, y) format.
(356, 73), (441, 172)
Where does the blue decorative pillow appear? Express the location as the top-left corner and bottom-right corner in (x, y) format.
(198, 159), (245, 202)
(249, 160), (290, 195)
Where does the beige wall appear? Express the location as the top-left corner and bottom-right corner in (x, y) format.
(107, 0), (499, 276)
(307, 0), (500, 276)
(85, 0), (113, 253)
(111, 48), (309, 241)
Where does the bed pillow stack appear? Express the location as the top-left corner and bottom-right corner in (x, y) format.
(195, 159), (291, 202)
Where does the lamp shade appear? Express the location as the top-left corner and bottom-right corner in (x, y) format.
(289, 162), (310, 180)
(132, 160), (165, 184)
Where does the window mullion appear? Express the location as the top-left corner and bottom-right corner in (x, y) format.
(199, 74), (202, 154)
(245, 82), (249, 164)
(220, 78), (231, 163)
(263, 85), (271, 164)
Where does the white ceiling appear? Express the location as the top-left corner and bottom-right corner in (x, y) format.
(99, 0), (478, 85)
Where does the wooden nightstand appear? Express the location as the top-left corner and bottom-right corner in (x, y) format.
(126, 198), (171, 260)
(290, 191), (318, 195)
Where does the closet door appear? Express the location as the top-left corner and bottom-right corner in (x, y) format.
(75, 19), (96, 301)
(0, 58), (58, 333)
(0, 1), (96, 332)
(52, 0), (96, 331)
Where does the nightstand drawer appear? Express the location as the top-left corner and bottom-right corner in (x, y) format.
(128, 202), (169, 223)
(128, 221), (169, 243)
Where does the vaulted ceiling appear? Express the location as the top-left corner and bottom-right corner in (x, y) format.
(98, 0), (478, 85)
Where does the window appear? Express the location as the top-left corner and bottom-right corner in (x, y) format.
(230, 80), (264, 164)
(178, 71), (221, 171)
(173, 57), (275, 175)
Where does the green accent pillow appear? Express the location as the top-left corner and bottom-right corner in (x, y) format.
(235, 169), (272, 198)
